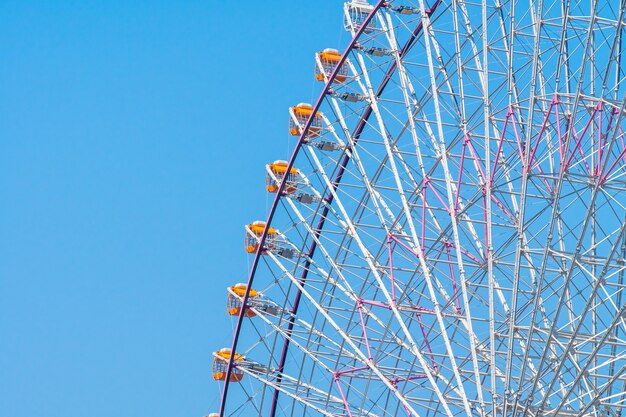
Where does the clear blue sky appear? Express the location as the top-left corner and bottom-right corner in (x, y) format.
(0, 2), (349, 416)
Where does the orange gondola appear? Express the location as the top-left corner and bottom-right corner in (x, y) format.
(227, 283), (259, 317)
(245, 221), (277, 254)
(315, 48), (349, 83)
(266, 160), (299, 194)
(289, 103), (323, 137)
(212, 348), (244, 382)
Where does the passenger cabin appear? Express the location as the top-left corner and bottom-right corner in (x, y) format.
(266, 160), (299, 194)
(289, 103), (323, 137)
(212, 348), (244, 382)
(315, 48), (349, 83)
(344, 0), (376, 34)
(227, 283), (258, 317)
(245, 221), (277, 254)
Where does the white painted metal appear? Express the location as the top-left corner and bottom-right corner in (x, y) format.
(217, 1), (626, 416)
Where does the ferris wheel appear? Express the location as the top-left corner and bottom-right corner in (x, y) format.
(211, 0), (626, 416)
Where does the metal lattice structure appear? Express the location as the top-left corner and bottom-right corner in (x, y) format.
(213, 0), (626, 416)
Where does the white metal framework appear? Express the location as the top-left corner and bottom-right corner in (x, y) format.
(216, 0), (626, 416)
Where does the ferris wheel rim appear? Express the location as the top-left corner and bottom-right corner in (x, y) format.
(269, 3), (449, 417)
(217, 2), (388, 416)
(218, 1), (626, 415)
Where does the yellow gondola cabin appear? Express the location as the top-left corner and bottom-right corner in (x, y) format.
(212, 348), (244, 382)
(315, 48), (349, 83)
(289, 103), (323, 137)
(266, 160), (299, 194)
(227, 283), (258, 317)
(245, 221), (277, 254)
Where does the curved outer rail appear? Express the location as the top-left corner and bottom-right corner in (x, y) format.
(268, 2), (441, 416)
(217, 1), (440, 415)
